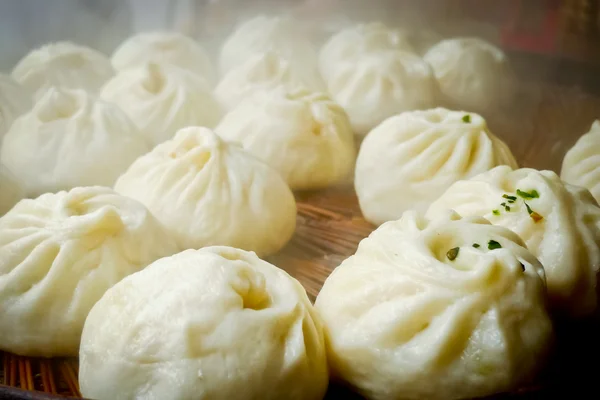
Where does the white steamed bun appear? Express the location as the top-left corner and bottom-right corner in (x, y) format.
(115, 127), (296, 257)
(327, 51), (437, 136)
(315, 210), (553, 400)
(215, 51), (314, 111)
(0, 186), (179, 357)
(101, 62), (222, 146)
(219, 15), (322, 90)
(355, 108), (517, 225)
(561, 120), (600, 204)
(111, 31), (215, 84)
(0, 165), (24, 215)
(79, 246), (328, 400)
(424, 37), (513, 111)
(11, 41), (114, 100)
(0, 74), (31, 139)
(319, 22), (415, 81)
(216, 88), (356, 190)
(1, 88), (149, 197)
(427, 166), (600, 317)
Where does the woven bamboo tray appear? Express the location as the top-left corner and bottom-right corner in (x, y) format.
(1, 81), (600, 399)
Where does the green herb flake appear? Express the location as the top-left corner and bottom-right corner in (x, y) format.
(492, 209), (500, 216)
(462, 114), (471, 123)
(517, 189), (540, 200)
(446, 247), (460, 261)
(500, 202), (506, 207)
(488, 240), (502, 250)
(505, 205), (511, 212)
(473, 243), (481, 248)
(502, 194), (517, 202)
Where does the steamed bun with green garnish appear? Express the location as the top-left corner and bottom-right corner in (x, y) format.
(0, 186), (178, 356)
(115, 127), (296, 257)
(327, 51), (437, 137)
(427, 166), (600, 318)
(355, 108), (517, 225)
(111, 31), (215, 84)
(1, 87), (150, 197)
(219, 15), (323, 91)
(79, 246), (328, 400)
(101, 62), (222, 146)
(0, 74), (31, 139)
(11, 41), (114, 100)
(315, 210), (553, 400)
(423, 37), (513, 112)
(561, 120), (600, 204)
(318, 21), (415, 82)
(216, 88), (356, 190)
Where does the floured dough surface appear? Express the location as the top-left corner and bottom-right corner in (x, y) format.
(80, 246), (328, 400)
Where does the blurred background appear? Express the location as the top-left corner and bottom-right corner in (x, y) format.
(1, 0), (599, 76)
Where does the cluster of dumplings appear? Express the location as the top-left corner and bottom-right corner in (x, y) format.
(0, 12), (599, 400)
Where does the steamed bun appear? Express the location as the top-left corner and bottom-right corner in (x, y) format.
(427, 166), (600, 317)
(11, 41), (114, 100)
(327, 51), (437, 136)
(0, 186), (179, 356)
(111, 31), (215, 84)
(1, 88), (149, 197)
(356, 108), (518, 225)
(319, 22), (415, 81)
(215, 52), (314, 111)
(115, 127), (296, 256)
(80, 246), (328, 400)
(424, 38), (513, 111)
(315, 211), (552, 400)
(561, 120), (600, 204)
(101, 63), (221, 146)
(216, 89), (356, 190)
(219, 16), (322, 90)
(0, 165), (24, 215)
(0, 74), (31, 139)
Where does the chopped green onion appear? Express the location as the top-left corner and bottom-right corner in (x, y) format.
(517, 189), (540, 200)
(502, 194), (517, 202)
(446, 247), (460, 261)
(473, 243), (481, 248)
(462, 114), (471, 123)
(505, 205), (511, 212)
(488, 240), (502, 250)
(492, 209), (500, 216)
(524, 203), (543, 222)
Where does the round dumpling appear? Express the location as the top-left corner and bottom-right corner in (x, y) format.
(424, 37), (513, 112)
(355, 108), (518, 225)
(427, 166), (600, 318)
(315, 210), (553, 400)
(111, 31), (215, 84)
(0, 165), (24, 216)
(219, 15), (322, 90)
(327, 51), (437, 136)
(101, 62), (221, 146)
(215, 51), (314, 111)
(319, 22), (415, 81)
(79, 246), (328, 400)
(114, 127), (296, 257)
(0, 74), (31, 139)
(216, 89), (356, 190)
(0, 87), (150, 197)
(0, 186), (179, 357)
(561, 120), (600, 204)
(11, 41), (114, 100)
